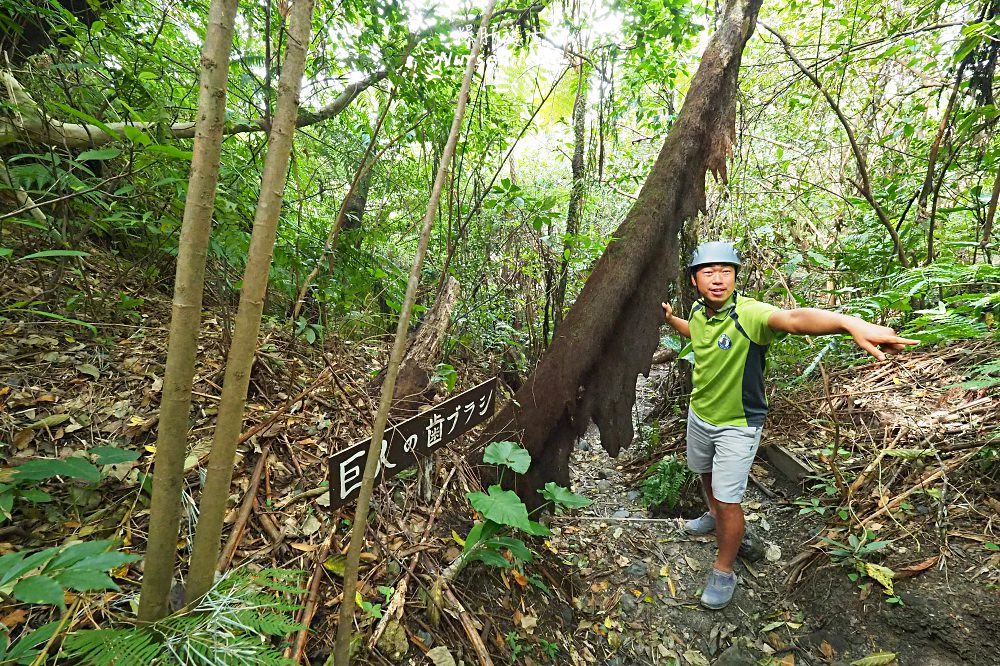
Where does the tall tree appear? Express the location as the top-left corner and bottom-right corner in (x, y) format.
(479, 0), (765, 505)
(185, 0), (316, 606)
(137, 0), (240, 622)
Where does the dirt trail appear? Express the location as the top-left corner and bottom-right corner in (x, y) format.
(541, 368), (999, 666)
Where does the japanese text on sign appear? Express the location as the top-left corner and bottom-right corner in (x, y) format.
(327, 377), (497, 510)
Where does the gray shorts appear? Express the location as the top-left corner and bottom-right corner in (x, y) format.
(686, 408), (763, 504)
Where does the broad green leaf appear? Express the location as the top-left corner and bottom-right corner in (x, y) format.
(48, 540), (118, 569)
(76, 148), (121, 161)
(54, 569), (119, 592)
(90, 447), (140, 465)
(469, 549), (512, 569)
(13, 575), (65, 605)
(539, 482), (592, 508)
(67, 551), (140, 572)
(523, 520), (551, 537)
(462, 522), (485, 555)
(0, 548), (58, 586)
(146, 144), (194, 160)
(467, 486), (532, 531)
(49, 102), (122, 140)
(18, 488), (52, 503)
(486, 536), (532, 562)
(483, 441), (531, 474)
(13, 457), (101, 483)
(0, 248), (12, 258)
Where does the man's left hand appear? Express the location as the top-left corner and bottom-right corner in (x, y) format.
(846, 322), (919, 361)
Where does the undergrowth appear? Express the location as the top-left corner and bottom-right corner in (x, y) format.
(61, 568), (305, 666)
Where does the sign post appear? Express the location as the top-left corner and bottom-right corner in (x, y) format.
(327, 377), (497, 510)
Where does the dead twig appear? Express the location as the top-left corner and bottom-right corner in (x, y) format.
(218, 444), (270, 571)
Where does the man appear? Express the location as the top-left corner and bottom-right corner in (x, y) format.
(661, 241), (918, 609)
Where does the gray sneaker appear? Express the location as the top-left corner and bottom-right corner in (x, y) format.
(700, 568), (738, 609)
(683, 512), (716, 534)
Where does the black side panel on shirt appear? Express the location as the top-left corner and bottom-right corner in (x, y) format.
(741, 341), (769, 427)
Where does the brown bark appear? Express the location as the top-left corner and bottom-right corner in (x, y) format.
(478, 0), (763, 507)
(554, 60), (589, 332)
(386, 276), (461, 410)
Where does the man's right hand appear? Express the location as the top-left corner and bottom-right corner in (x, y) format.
(661, 302), (673, 320)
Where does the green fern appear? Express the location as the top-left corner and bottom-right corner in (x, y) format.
(639, 455), (694, 509)
(61, 569), (306, 666)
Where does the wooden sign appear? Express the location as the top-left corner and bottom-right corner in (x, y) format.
(327, 377), (497, 510)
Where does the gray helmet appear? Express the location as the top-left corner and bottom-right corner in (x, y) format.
(689, 241), (741, 271)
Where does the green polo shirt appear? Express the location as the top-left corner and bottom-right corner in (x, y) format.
(689, 293), (780, 427)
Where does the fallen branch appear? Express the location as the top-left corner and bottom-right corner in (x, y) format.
(369, 465), (458, 649)
(217, 444), (270, 572)
(287, 529), (342, 664)
(441, 582), (494, 666)
(861, 447), (980, 525)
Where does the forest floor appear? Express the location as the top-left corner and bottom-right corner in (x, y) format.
(500, 360), (1000, 666)
(1, 249), (998, 665)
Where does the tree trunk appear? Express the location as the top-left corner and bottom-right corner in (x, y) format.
(332, 3), (497, 663)
(554, 60), (589, 332)
(184, 0), (315, 607)
(477, 0), (764, 508)
(382, 275), (461, 411)
(137, 0), (240, 622)
(981, 165), (1000, 258)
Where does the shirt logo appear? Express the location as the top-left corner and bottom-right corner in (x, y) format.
(718, 334), (732, 350)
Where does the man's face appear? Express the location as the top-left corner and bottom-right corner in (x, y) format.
(690, 263), (737, 308)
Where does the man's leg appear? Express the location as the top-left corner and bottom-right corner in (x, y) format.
(699, 473), (719, 518)
(684, 411), (716, 533)
(713, 500), (744, 573)
(700, 424), (763, 609)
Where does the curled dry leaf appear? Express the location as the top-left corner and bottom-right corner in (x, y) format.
(425, 646), (456, 666)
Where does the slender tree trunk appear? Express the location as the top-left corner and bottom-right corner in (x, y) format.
(920, 64), (966, 264)
(554, 60), (589, 332)
(981, 165), (1000, 258)
(184, 0), (315, 606)
(137, 0), (240, 622)
(478, 0), (764, 507)
(331, 3), (497, 663)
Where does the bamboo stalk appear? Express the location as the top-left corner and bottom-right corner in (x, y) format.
(137, 0), (240, 621)
(185, 0), (317, 605)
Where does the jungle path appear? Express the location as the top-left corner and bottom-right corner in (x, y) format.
(538, 364), (999, 666)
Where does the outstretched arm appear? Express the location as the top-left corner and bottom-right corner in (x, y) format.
(661, 302), (691, 338)
(767, 308), (919, 361)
